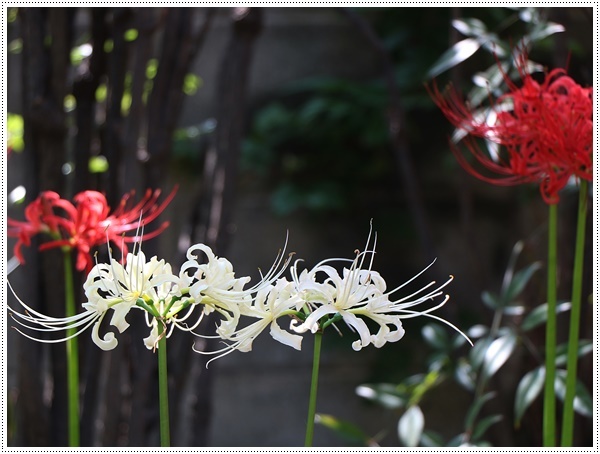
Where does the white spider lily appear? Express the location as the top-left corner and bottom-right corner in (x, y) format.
(178, 239), (292, 335)
(193, 278), (302, 365)
(8, 280), (107, 346)
(291, 229), (471, 351)
(8, 248), (180, 351)
(83, 250), (179, 349)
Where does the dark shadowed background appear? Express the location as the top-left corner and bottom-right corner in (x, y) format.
(5, 6), (593, 447)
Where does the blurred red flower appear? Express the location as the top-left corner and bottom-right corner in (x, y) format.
(8, 187), (177, 273)
(429, 54), (592, 204)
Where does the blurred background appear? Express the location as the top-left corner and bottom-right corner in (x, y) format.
(5, 7), (594, 447)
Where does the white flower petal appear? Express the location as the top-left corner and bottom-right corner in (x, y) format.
(270, 321), (302, 350)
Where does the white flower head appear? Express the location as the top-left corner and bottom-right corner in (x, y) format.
(192, 277), (303, 366)
(8, 231), (181, 351)
(291, 225), (471, 351)
(83, 248), (179, 350)
(178, 237), (292, 337)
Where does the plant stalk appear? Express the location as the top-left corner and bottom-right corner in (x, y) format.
(560, 180), (588, 446)
(157, 320), (171, 447)
(543, 203), (558, 447)
(304, 332), (323, 447)
(63, 251), (80, 446)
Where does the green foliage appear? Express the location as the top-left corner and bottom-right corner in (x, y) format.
(7, 113), (24, 153)
(241, 77), (392, 215)
(314, 414), (379, 447)
(323, 238), (591, 446)
(521, 301), (571, 331)
(88, 156), (109, 174)
(397, 405), (424, 447)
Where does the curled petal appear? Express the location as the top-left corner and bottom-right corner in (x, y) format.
(91, 316), (118, 351)
(270, 321), (302, 351)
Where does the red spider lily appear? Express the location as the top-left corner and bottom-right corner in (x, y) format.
(8, 191), (65, 264)
(8, 187), (177, 273)
(429, 54), (593, 204)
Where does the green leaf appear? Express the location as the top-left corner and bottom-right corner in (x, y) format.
(554, 370), (593, 417)
(469, 62), (511, 107)
(465, 391), (495, 431)
(452, 18), (488, 37)
(427, 38), (482, 78)
(503, 262), (542, 303)
(525, 22), (565, 43)
(481, 291), (500, 310)
(7, 113), (24, 152)
(469, 337), (492, 371)
(95, 83), (107, 102)
(422, 323), (449, 350)
(183, 73), (202, 96)
(503, 305), (526, 316)
(472, 414), (503, 441)
(427, 351), (449, 372)
(555, 339), (593, 367)
(454, 360), (475, 391)
(482, 333), (517, 380)
(514, 366), (545, 427)
(467, 324), (488, 339)
(420, 430), (444, 447)
(88, 156), (109, 173)
(398, 405), (424, 447)
(521, 301), (571, 331)
(355, 383), (406, 409)
(146, 58), (158, 79)
(124, 28), (138, 42)
(315, 413), (377, 446)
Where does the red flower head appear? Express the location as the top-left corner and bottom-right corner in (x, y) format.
(7, 187), (177, 273)
(429, 53), (593, 204)
(7, 191), (65, 264)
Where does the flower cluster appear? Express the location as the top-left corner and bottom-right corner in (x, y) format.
(9, 226), (469, 360)
(429, 52), (592, 204)
(7, 188), (176, 272)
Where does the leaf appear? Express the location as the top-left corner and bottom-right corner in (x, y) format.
(427, 351), (449, 372)
(89, 156), (109, 174)
(422, 323), (449, 350)
(481, 37), (508, 57)
(355, 383), (406, 409)
(469, 337), (492, 371)
(452, 18), (488, 37)
(472, 414), (503, 441)
(420, 430), (444, 447)
(503, 262), (542, 303)
(315, 413), (378, 446)
(514, 366), (545, 427)
(447, 433), (467, 446)
(503, 305), (526, 316)
(525, 22), (565, 43)
(482, 333), (518, 380)
(521, 301), (571, 331)
(555, 340), (593, 367)
(454, 360), (475, 391)
(481, 291), (500, 310)
(427, 38), (483, 78)
(467, 324), (489, 339)
(465, 391), (496, 431)
(554, 370), (593, 417)
(470, 61), (510, 96)
(398, 405), (424, 447)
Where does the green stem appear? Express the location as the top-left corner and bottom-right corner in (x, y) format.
(304, 332), (323, 447)
(63, 251), (80, 446)
(543, 203), (558, 447)
(560, 180), (588, 446)
(157, 321), (171, 447)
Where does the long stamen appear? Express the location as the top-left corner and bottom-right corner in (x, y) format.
(11, 313), (100, 344)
